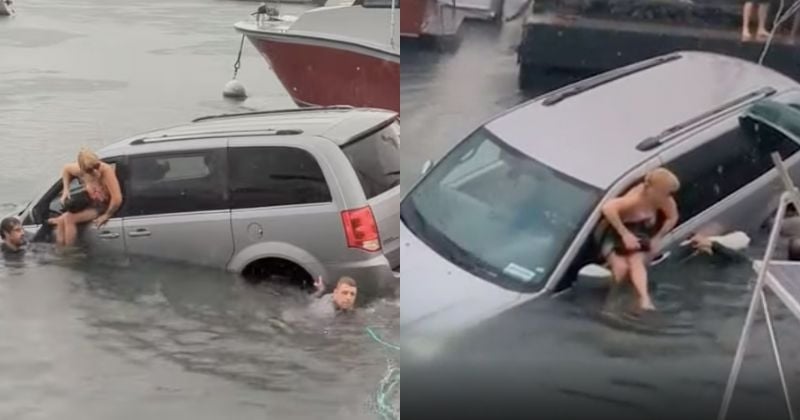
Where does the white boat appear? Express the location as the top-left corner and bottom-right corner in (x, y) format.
(234, 0), (399, 112)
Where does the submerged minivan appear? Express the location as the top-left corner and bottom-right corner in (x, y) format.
(13, 106), (400, 292)
(401, 51), (800, 334)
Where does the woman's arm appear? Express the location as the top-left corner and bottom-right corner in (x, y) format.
(654, 197), (679, 239)
(601, 194), (636, 238)
(60, 163), (81, 202)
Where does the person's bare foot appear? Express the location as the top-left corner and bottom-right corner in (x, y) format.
(742, 30), (753, 42)
(640, 299), (656, 311)
(757, 29), (770, 40)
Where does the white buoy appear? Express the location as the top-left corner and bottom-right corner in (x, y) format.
(223, 79), (247, 99)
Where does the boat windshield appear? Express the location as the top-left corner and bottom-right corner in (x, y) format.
(400, 127), (603, 293)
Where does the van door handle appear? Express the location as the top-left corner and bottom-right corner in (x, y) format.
(97, 231), (120, 239)
(128, 228), (151, 238)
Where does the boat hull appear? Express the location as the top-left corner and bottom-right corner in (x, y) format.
(243, 31), (399, 113)
(401, 0), (427, 37)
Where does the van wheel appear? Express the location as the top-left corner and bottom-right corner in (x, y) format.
(242, 258), (313, 290)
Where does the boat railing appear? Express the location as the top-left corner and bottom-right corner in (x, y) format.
(718, 151), (799, 420)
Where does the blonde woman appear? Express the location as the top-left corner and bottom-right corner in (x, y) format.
(48, 148), (123, 247)
(598, 168), (681, 311)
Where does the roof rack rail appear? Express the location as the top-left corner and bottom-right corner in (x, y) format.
(130, 129), (303, 145)
(541, 53), (683, 107)
(191, 105), (355, 123)
(636, 86), (777, 152)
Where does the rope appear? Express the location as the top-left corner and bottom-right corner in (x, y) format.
(366, 327), (400, 420)
(758, 0), (800, 65)
(232, 34), (246, 80)
(366, 326), (401, 351)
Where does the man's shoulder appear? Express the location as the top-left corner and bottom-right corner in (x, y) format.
(309, 293), (335, 316)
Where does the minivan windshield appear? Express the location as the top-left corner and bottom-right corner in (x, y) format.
(400, 128), (603, 292)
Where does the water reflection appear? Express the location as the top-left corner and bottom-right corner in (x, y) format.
(0, 252), (398, 419)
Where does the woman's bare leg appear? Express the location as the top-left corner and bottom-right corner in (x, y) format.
(48, 215), (66, 246)
(627, 252), (655, 311)
(604, 253), (629, 310)
(607, 252), (629, 284)
(62, 209), (99, 247)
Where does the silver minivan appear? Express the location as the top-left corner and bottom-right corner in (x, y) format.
(401, 51), (800, 336)
(14, 106), (400, 293)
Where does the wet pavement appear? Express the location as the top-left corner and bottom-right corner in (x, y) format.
(0, 0), (399, 419)
(401, 17), (800, 420)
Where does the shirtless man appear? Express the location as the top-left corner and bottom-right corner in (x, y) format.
(48, 148), (123, 247)
(599, 168), (680, 311)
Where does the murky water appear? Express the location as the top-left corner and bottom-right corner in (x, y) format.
(401, 19), (800, 420)
(1, 1), (398, 419)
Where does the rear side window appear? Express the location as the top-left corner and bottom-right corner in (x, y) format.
(125, 149), (228, 216)
(665, 119), (800, 224)
(341, 121), (400, 199)
(229, 146), (332, 209)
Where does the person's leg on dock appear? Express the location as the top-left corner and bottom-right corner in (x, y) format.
(791, 9), (800, 44)
(743, 2), (754, 41)
(757, 2), (771, 39)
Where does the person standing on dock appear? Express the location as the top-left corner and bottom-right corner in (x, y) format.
(742, 1), (772, 41)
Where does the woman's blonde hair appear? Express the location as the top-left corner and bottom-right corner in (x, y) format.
(644, 167), (680, 193)
(77, 148), (100, 172)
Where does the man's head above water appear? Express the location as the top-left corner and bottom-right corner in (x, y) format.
(0, 216), (25, 250)
(332, 276), (358, 312)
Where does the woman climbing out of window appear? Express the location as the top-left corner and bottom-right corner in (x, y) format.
(598, 168), (681, 311)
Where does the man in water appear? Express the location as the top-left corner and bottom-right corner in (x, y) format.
(599, 167), (681, 311)
(1, 216), (26, 260)
(310, 275), (358, 317)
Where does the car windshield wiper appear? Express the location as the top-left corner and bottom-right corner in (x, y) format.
(436, 238), (499, 280)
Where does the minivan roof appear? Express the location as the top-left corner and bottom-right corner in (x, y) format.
(102, 106), (397, 154)
(484, 51), (800, 189)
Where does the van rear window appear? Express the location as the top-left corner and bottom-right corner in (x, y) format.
(341, 121), (400, 199)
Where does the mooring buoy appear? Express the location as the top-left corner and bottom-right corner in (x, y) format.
(223, 34), (248, 100)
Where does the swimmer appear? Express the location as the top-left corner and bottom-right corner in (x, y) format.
(1, 216), (25, 260)
(676, 231), (751, 264)
(599, 168), (680, 311)
(309, 275), (358, 317)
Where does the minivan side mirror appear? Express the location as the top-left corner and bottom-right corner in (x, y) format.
(578, 263), (611, 278)
(421, 160), (434, 175)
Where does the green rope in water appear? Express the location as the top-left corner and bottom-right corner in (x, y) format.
(366, 327), (400, 420)
(366, 326), (401, 351)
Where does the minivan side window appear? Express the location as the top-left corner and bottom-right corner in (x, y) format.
(665, 118), (800, 224)
(229, 146), (332, 209)
(124, 149), (228, 217)
(341, 121), (400, 199)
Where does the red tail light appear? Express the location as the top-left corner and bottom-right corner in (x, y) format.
(341, 206), (381, 252)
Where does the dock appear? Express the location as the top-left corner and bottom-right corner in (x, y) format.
(516, 12), (800, 90)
